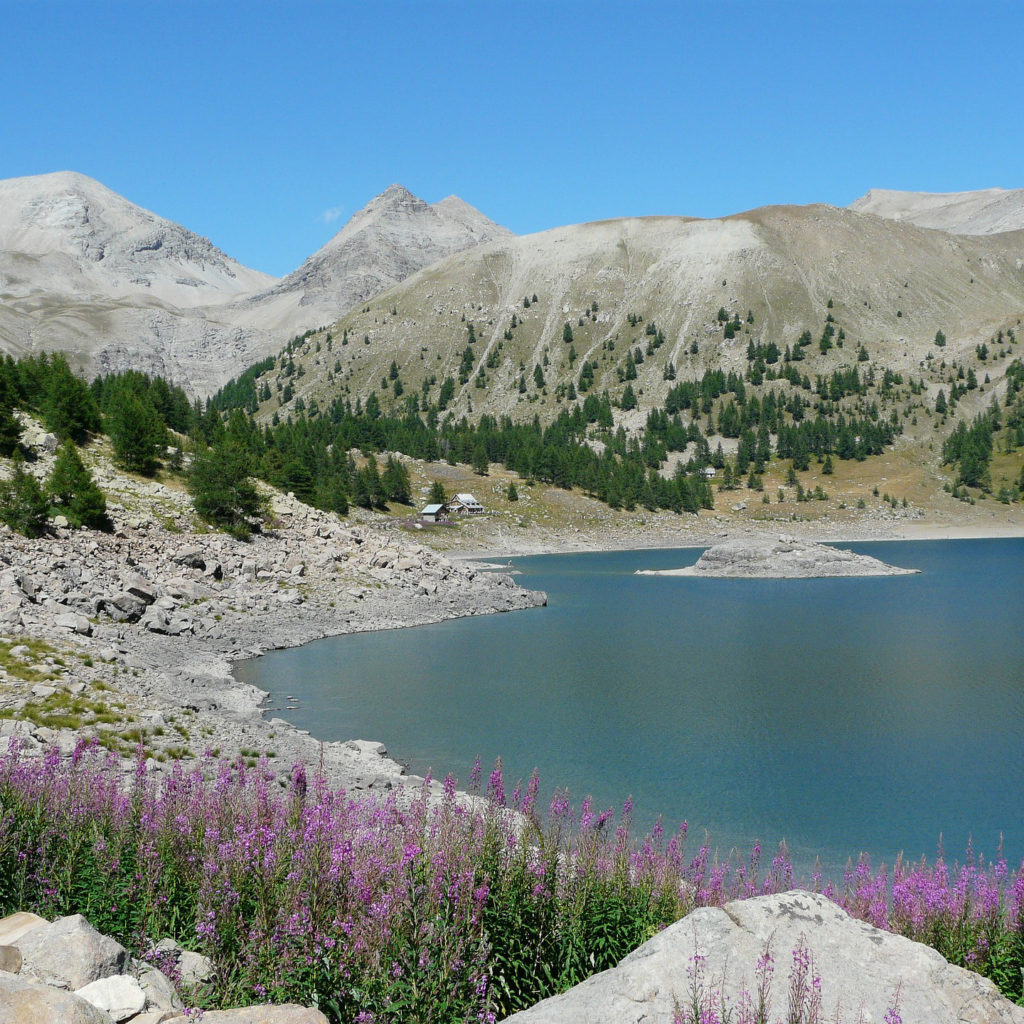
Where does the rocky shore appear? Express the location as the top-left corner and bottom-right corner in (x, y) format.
(0, 458), (545, 797)
(635, 533), (920, 578)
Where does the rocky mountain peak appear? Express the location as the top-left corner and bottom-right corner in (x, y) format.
(0, 172), (511, 396)
(0, 170), (274, 303)
(350, 184), (430, 224)
(252, 183), (511, 315)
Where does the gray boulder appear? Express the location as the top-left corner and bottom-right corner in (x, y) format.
(53, 611), (93, 635)
(153, 937), (214, 989)
(15, 913), (128, 990)
(122, 573), (157, 604)
(178, 948), (215, 987)
(74, 974), (146, 1021)
(173, 547), (207, 569)
(138, 964), (183, 1011)
(101, 592), (148, 622)
(503, 890), (1024, 1024)
(141, 608), (172, 633)
(0, 970), (115, 1024)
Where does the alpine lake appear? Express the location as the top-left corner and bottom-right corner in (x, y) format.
(234, 538), (1024, 880)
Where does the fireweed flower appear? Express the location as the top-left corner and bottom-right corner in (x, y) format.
(3, 743), (1024, 1019)
(487, 759), (505, 806)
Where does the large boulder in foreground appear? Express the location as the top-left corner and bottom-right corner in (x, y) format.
(14, 914), (128, 990)
(637, 535), (919, 578)
(502, 890), (1024, 1024)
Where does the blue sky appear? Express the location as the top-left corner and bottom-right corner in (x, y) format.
(2, 0), (1022, 276)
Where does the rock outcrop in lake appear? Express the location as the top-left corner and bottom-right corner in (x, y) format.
(637, 534), (919, 578)
(503, 890), (1024, 1024)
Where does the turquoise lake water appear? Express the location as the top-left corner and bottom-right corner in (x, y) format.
(235, 539), (1024, 878)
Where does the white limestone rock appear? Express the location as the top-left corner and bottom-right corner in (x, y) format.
(503, 891), (1024, 1024)
(186, 1006), (329, 1024)
(0, 912), (48, 947)
(74, 974), (146, 1022)
(0, 970), (115, 1024)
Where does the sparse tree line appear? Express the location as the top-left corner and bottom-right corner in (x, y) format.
(938, 359), (1024, 500)
(0, 354), (262, 537)
(5, 327), (1021, 539)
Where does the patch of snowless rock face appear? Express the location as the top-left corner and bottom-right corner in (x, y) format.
(638, 534), (919, 578)
(0, 173), (509, 395)
(503, 890), (1024, 1024)
(849, 187), (1024, 235)
(248, 183), (511, 312)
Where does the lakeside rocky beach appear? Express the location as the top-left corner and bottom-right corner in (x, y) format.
(4, 450), (1024, 1022)
(0, 454), (544, 798)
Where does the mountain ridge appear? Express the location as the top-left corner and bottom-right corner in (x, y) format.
(0, 173), (508, 393)
(3, 174), (1024, 402)
(849, 187), (1024, 235)
(258, 199), (1024, 431)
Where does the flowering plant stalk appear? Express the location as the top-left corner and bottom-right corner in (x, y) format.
(0, 741), (1022, 1021)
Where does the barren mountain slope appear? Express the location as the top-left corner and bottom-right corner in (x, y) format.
(227, 185), (511, 330)
(265, 202), (1024, 424)
(0, 172), (281, 390)
(850, 187), (1024, 235)
(0, 171), (274, 306)
(0, 176), (508, 394)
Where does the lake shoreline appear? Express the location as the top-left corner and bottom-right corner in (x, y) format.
(243, 537), (1024, 880)
(451, 520), (1024, 562)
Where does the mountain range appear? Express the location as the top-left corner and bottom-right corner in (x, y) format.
(1, 172), (1023, 406)
(252, 196), (1024, 432)
(0, 173), (508, 394)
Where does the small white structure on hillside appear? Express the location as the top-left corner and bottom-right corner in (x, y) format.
(420, 503), (448, 523)
(700, 466), (717, 479)
(447, 493), (485, 515)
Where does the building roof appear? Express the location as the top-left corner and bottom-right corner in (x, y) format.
(421, 504), (445, 514)
(452, 493), (481, 504)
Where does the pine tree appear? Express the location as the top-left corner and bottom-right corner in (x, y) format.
(0, 375), (21, 456)
(382, 455), (411, 504)
(315, 469), (350, 515)
(107, 391), (166, 475)
(429, 480), (447, 504)
(354, 455), (386, 509)
(472, 443), (489, 476)
(41, 355), (101, 443)
(188, 442), (264, 539)
(0, 451), (49, 537)
(47, 441), (111, 530)
(507, 481), (518, 501)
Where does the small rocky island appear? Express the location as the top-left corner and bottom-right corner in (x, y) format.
(637, 535), (919, 579)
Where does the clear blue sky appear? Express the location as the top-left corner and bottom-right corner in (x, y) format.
(3, 0), (1021, 277)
